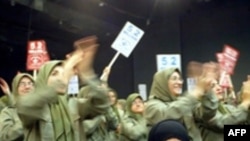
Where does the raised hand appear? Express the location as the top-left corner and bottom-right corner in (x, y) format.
(0, 77), (11, 95)
(73, 36), (99, 81)
(74, 35), (98, 49)
(186, 61), (203, 78)
(63, 49), (84, 83)
(199, 62), (220, 91)
(76, 44), (98, 77)
(187, 61), (220, 98)
(241, 75), (250, 106)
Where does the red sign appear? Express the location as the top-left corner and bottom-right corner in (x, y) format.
(26, 40), (50, 70)
(221, 45), (239, 74)
(220, 73), (230, 88)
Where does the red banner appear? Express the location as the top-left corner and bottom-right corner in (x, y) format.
(26, 40), (50, 70)
(221, 45), (239, 75)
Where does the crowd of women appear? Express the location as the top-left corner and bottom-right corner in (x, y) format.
(0, 36), (250, 141)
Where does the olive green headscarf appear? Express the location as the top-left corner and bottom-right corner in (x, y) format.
(36, 60), (74, 141)
(0, 73), (34, 107)
(107, 88), (122, 122)
(126, 93), (144, 121)
(12, 73), (34, 96)
(108, 88), (118, 105)
(149, 68), (181, 102)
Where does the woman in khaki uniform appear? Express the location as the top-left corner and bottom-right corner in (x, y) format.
(144, 67), (219, 141)
(83, 107), (119, 141)
(80, 87), (120, 141)
(79, 67), (121, 141)
(119, 93), (147, 141)
(16, 47), (110, 141)
(199, 79), (250, 141)
(107, 88), (126, 140)
(0, 73), (34, 141)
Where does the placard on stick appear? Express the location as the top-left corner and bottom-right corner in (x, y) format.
(111, 21), (144, 58)
(100, 21), (144, 80)
(26, 40), (50, 79)
(26, 40), (50, 70)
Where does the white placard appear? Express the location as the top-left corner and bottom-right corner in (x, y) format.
(138, 84), (147, 101)
(187, 77), (196, 93)
(67, 75), (79, 95)
(156, 54), (181, 72)
(111, 21), (144, 58)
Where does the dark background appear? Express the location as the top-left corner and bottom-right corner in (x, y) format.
(0, 0), (249, 98)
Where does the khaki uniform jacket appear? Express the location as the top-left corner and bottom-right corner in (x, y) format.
(17, 85), (109, 141)
(0, 73), (34, 141)
(119, 116), (147, 141)
(145, 94), (217, 141)
(0, 107), (24, 141)
(145, 68), (218, 141)
(83, 107), (119, 141)
(119, 93), (148, 141)
(17, 61), (109, 141)
(199, 103), (249, 141)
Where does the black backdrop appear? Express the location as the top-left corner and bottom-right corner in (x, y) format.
(0, 0), (249, 99)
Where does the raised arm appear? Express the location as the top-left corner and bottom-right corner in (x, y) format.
(16, 86), (58, 127)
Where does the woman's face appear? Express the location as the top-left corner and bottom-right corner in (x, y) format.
(211, 80), (224, 101)
(108, 91), (117, 105)
(131, 97), (144, 114)
(47, 66), (67, 93)
(168, 72), (183, 96)
(18, 77), (34, 95)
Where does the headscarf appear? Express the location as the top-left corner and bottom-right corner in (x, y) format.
(149, 68), (181, 102)
(0, 73), (33, 107)
(108, 88), (118, 105)
(126, 93), (144, 121)
(108, 88), (122, 122)
(12, 73), (34, 97)
(36, 60), (74, 141)
(148, 119), (190, 141)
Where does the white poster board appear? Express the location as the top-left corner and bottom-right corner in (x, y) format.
(138, 84), (147, 101)
(187, 77), (196, 93)
(67, 75), (79, 95)
(156, 54), (181, 72)
(111, 21), (144, 58)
